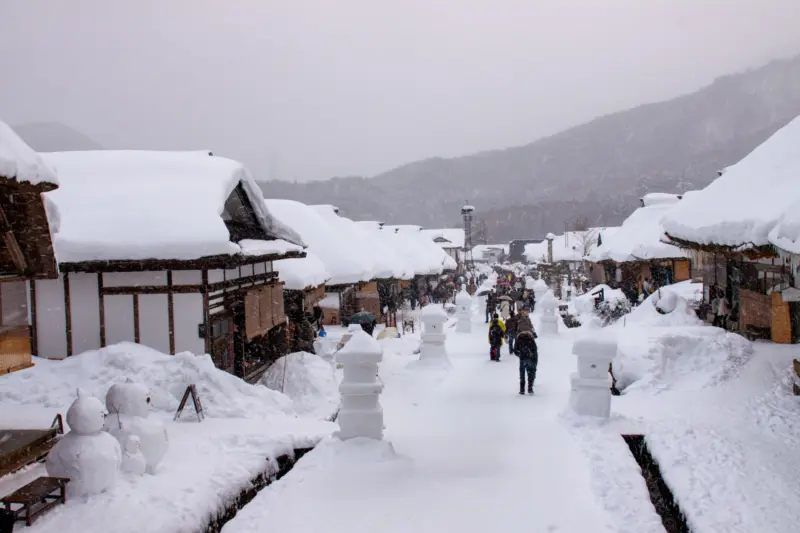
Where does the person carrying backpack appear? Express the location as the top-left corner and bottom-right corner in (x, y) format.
(505, 308), (519, 354)
(487, 313), (506, 361)
(514, 330), (538, 394)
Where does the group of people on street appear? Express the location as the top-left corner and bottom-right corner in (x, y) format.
(487, 304), (539, 395)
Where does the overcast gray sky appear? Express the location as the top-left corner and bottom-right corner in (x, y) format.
(2, 1), (800, 181)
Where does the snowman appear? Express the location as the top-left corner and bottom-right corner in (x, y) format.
(46, 389), (122, 497)
(104, 380), (169, 474)
(120, 435), (146, 476)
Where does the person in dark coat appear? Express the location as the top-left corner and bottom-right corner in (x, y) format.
(515, 330), (538, 394)
(312, 304), (324, 332)
(505, 308), (519, 355)
(516, 307), (534, 335)
(487, 313), (506, 361)
(485, 292), (496, 323)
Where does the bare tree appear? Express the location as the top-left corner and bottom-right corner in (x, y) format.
(572, 216), (598, 257)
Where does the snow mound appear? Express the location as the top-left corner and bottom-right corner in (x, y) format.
(613, 328), (754, 393)
(0, 342), (294, 418)
(621, 289), (702, 328)
(262, 352), (340, 420)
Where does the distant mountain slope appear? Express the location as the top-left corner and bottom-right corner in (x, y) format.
(260, 55), (800, 240)
(12, 122), (102, 152)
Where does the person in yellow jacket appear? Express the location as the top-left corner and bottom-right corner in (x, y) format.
(488, 313), (506, 361)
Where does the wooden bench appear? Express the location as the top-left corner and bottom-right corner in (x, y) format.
(1, 477), (69, 526)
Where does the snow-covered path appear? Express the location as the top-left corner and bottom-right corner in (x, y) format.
(224, 315), (614, 533)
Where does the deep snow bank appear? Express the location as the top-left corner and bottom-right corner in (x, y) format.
(0, 342), (294, 418)
(262, 352), (340, 420)
(612, 327), (753, 393)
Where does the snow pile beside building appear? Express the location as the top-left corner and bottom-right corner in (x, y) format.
(620, 287), (702, 328)
(0, 342), (294, 418)
(262, 352), (340, 420)
(612, 326), (753, 393)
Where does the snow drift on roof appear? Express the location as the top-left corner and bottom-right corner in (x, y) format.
(591, 200), (686, 263)
(640, 193), (681, 207)
(662, 115), (800, 248)
(0, 120), (58, 186)
(421, 228), (465, 249)
(42, 151), (302, 263)
(355, 221), (414, 280)
(274, 249), (330, 291)
(330, 214), (406, 280)
(383, 225), (446, 276)
(267, 199), (374, 286)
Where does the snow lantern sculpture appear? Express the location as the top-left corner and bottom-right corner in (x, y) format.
(539, 290), (559, 336)
(420, 304), (448, 361)
(46, 389), (122, 496)
(336, 330), (384, 440)
(455, 289), (472, 334)
(121, 435), (147, 476)
(569, 336), (617, 418)
(532, 278), (548, 311)
(104, 381), (169, 474)
(337, 323), (364, 351)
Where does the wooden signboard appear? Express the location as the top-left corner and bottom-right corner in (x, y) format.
(174, 384), (204, 421)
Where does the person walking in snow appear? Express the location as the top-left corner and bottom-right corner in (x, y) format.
(516, 306), (534, 336)
(488, 313), (506, 361)
(500, 298), (511, 321)
(712, 286), (730, 330)
(514, 330), (538, 395)
(485, 292), (496, 323)
(505, 308), (519, 355)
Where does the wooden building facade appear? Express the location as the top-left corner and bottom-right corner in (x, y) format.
(0, 161), (59, 374)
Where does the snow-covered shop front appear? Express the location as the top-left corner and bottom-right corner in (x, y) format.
(587, 193), (691, 296)
(663, 115), (800, 343)
(0, 122), (60, 374)
(35, 151), (305, 381)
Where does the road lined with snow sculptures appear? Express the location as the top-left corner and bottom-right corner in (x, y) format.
(223, 311), (616, 533)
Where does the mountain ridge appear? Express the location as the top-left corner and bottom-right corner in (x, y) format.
(259, 54), (800, 240)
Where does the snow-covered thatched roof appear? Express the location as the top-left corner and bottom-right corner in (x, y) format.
(421, 228), (465, 249)
(589, 194), (686, 263)
(662, 115), (800, 250)
(42, 150), (303, 263)
(0, 121), (59, 187)
(268, 199), (370, 286)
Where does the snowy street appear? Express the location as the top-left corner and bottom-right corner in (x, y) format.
(223, 314), (612, 533)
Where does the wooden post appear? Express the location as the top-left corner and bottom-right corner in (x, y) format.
(63, 272), (73, 356)
(29, 280), (37, 356)
(98, 273), (106, 347)
(133, 294), (140, 344)
(167, 270), (175, 354)
(202, 269), (210, 354)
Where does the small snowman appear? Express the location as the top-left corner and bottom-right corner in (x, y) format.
(46, 389), (122, 497)
(104, 380), (168, 474)
(120, 435), (146, 476)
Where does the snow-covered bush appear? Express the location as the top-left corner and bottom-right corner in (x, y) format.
(597, 298), (632, 326)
